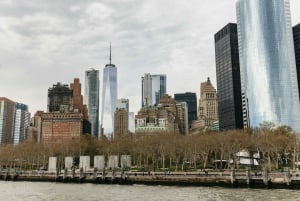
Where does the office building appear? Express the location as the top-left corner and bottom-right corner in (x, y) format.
(0, 97), (16, 144)
(198, 77), (218, 129)
(176, 102), (189, 134)
(70, 78), (89, 119)
(294, 23), (300, 100)
(84, 69), (100, 137)
(214, 23), (244, 130)
(128, 112), (135, 133)
(13, 103), (30, 144)
(100, 45), (117, 137)
(41, 112), (84, 143)
(41, 79), (91, 143)
(0, 98), (31, 144)
(114, 108), (129, 137)
(141, 73), (166, 107)
(47, 82), (73, 112)
(136, 95), (181, 135)
(237, 0), (300, 131)
(117, 98), (129, 112)
(174, 92), (197, 129)
(27, 111), (43, 143)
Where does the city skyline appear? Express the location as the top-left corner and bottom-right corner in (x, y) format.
(0, 0), (300, 118)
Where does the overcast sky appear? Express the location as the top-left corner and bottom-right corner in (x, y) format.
(1, 0), (300, 116)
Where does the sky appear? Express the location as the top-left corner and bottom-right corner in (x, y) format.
(0, 0), (300, 116)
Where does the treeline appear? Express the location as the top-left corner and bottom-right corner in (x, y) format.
(0, 123), (298, 171)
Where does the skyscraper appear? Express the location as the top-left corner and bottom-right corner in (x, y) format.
(84, 69), (100, 137)
(100, 45), (117, 137)
(152, 74), (167, 106)
(237, 0), (300, 131)
(198, 77), (218, 129)
(13, 103), (30, 144)
(174, 92), (197, 129)
(70, 78), (89, 119)
(0, 97), (15, 144)
(141, 73), (166, 107)
(0, 98), (31, 144)
(117, 98), (129, 112)
(114, 108), (129, 137)
(293, 23), (300, 100)
(214, 23), (244, 130)
(41, 79), (91, 143)
(47, 83), (73, 112)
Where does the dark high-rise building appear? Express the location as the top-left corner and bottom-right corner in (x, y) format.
(214, 23), (243, 130)
(84, 69), (100, 137)
(294, 23), (300, 100)
(47, 83), (73, 112)
(174, 92), (197, 129)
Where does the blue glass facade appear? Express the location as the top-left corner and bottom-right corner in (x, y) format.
(13, 103), (30, 144)
(174, 92), (197, 129)
(237, 0), (300, 131)
(141, 74), (166, 107)
(84, 69), (100, 137)
(101, 63), (117, 137)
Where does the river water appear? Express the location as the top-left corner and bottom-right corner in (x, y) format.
(0, 181), (299, 201)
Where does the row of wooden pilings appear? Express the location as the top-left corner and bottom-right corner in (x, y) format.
(230, 167), (292, 187)
(54, 167), (127, 184)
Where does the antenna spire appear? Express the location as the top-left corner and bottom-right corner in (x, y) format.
(109, 41), (112, 65)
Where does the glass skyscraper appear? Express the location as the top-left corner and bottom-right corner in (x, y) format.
(237, 0), (300, 132)
(215, 23), (244, 130)
(141, 73), (166, 107)
(84, 69), (100, 137)
(100, 47), (117, 138)
(0, 98), (30, 144)
(293, 24), (300, 100)
(174, 92), (197, 129)
(0, 97), (15, 144)
(13, 103), (30, 144)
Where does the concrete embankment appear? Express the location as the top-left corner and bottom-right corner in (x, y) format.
(2, 169), (300, 189)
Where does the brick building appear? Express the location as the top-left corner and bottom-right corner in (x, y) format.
(0, 97), (15, 144)
(39, 78), (91, 143)
(114, 108), (129, 137)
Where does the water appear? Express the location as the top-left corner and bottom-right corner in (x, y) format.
(0, 181), (300, 201)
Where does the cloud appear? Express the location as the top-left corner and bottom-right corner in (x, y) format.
(70, 5), (81, 12)
(0, 0), (299, 122)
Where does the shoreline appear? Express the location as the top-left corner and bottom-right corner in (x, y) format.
(2, 170), (300, 189)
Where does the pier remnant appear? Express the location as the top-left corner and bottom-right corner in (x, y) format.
(284, 167), (291, 186)
(65, 157), (73, 170)
(246, 167), (251, 185)
(79, 156), (90, 172)
(108, 155), (118, 169)
(121, 155), (131, 169)
(230, 168), (235, 184)
(48, 157), (57, 173)
(263, 167), (269, 186)
(94, 155), (105, 170)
